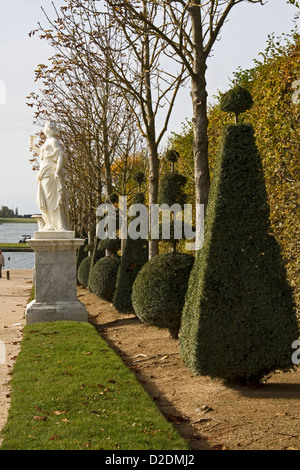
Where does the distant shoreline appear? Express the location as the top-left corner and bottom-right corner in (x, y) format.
(0, 243), (33, 252)
(0, 218), (37, 224)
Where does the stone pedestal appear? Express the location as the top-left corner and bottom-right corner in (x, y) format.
(26, 231), (88, 324)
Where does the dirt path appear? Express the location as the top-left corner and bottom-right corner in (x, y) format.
(78, 286), (300, 451)
(1, 274), (299, 450)
(0, 269), (33, 445)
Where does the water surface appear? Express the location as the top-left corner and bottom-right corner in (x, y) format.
(0, 223), (37, 270)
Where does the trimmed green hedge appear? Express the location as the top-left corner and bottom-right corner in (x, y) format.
(132, 253), (194, 338)
(88, 256), (120, 302)
(180, 123), (299, 383)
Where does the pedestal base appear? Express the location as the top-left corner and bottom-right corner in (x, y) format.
(25, 233), (88, 324)
(26, 300), (88, 324)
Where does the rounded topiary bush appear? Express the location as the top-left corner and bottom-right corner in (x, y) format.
(151, 218), (195, 243)
(133, 171), (146, 188)
(220, 85), (253, 122)
(158, 172), (187, 207)
(88, 256), (120, 302)
(132, 253), (194, 338)
(165, 149), (180, 163)
(105, 192), (119, 204)
(78, 256), (92, 288)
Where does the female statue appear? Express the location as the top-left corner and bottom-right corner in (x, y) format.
(29, 120), (70, 231)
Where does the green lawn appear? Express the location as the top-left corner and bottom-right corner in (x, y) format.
(0, 243), (30, 249)
(0, 218), (36, 223)
(0, 322), (189, 451)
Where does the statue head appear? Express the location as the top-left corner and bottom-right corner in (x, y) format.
(43, 120), (58, 137)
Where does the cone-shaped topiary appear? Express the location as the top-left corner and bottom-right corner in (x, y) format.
(90, 238), (105, 263)
(88, 256), (120, 302)
(220, 85), (253, 123)
(157, 172), (187, 253)
(114, 188), (148, 314)
(87, 238), (106, 287)
(132, 161), (193, 335)
(113, 238), (148, 314)
(95, 240), (106, 261)
(78, 256), (92, 288)
(132, 253), (194, 338)
(180, 123), (299, 384)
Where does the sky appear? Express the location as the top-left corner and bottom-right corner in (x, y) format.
(0, 0), (298, 215)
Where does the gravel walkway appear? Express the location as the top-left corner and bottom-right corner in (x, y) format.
(0, 269), (33, 445)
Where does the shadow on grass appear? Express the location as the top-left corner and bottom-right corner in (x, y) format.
(95, 315), (142, 330)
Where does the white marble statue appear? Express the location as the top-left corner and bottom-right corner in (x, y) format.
(29, 120), (70, 231)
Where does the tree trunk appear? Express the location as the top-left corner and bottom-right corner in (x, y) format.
(103, 67), (114, 198)
(103, 116), (113, 197)
(189, 3), (210, 213)
(143, 7), (159, 259)
(191, 73), (210, 211)
(148, 140), (159, 259)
